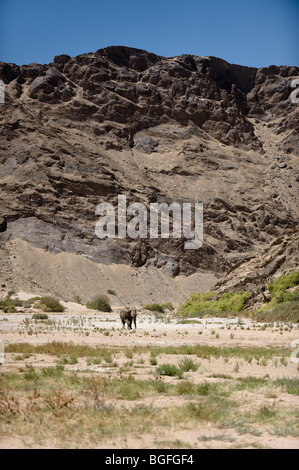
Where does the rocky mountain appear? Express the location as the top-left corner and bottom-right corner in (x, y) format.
(0, 46), (298, 305)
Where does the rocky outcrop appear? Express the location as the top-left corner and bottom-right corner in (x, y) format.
(215, 229), (299, 310)
(0, 46), (298, 296)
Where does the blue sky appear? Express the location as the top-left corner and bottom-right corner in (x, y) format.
(0, 0), (298, 67)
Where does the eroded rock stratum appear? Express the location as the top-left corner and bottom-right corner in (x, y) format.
(0, 46), (298, 303)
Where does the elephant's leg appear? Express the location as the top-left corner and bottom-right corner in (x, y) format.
(133, 316), (136, 329)
(126, 318), (131, 329)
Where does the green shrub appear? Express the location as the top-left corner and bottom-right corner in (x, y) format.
(162, 302), (174, 311)
(178, 358), (199, 372)
(0, 295), (25, 313)
(38, 296), (65, 312)
(107, 289), (116, 295)
(32, 313), (49, 320)
(86, 295), (112, 312)
(0, 302), (16, 313)
(28, 296), (41, 302)
(176, 381), (195, 395)
(259, 271), (299, 312)
(268, 271), (299, 297)
(142, 303), (164, 313)
(156, 364), (183, 378)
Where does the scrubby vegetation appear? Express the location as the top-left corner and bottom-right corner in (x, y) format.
(0, 293), (65, 314)
(255, 302), (299, 323)
(32, 313), (49, 320)
(267, 271), (299, 304)
(6, 341), (289, 361)
(86, 295), (112, 312)
(162, 302), (174, 311)
(39, 296), (65, 313)
(142, 302), (174, 313)
(176, 272), (299, 323)
(107, 289), (116, 295)
(177, 291), (252, 317)
(0, 343), (298, 448)
(256, 272), (299, 322)
(0, 292), (23, 313)
(143, 303), (164, 313)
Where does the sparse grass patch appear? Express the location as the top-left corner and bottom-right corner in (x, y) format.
(5, 342), (116, 360)
(186, 396), (237, 422)
(41, 365), (65, 378)
(175, 381), (195, 396)
(14, 353), (31, 361)
(209, 374), (233, 379)
(125, 350), (134, 359)
(273, 378), (299, 395)
(256, 404), (277, 421)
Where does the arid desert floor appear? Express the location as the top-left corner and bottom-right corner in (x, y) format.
(0, 309), (298, 449)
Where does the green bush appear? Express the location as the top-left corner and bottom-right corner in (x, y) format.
(156, 364), (183, 378)
(39, 296), (65, 313)
(162, 302), (174, 311)
(28, 296), (41, 302)
(0, 301), (16, 313)
(268, 271), (299, 297)
(142, 303), (164, 313)
(32, 313), (49, 320)
(178, 358), (199, 372)
(256, 271), (299, 320)
(86, 295), (112, 312)
(274, 290), (299, 304)
(107, 289), (116, 295)
(259, 271), (299, 311)
(0, 295), (24, 313)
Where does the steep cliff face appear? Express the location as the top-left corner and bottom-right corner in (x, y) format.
(0, 46), (298, 300)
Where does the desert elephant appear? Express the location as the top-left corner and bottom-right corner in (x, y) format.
(120, 307), (137, 329)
